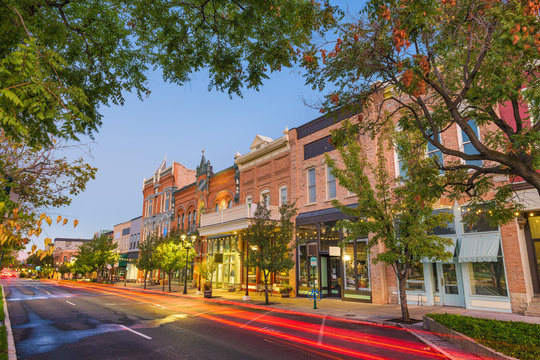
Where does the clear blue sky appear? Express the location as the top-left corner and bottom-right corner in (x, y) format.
(26, 0), (363, 256)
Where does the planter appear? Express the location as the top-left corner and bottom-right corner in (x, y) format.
(204, 290), (212, 298)
(280, 293), (290, 298)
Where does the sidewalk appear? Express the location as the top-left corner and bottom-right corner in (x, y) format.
(110, 281), (540, 326)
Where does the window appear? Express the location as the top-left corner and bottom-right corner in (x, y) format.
(246, 196), (252, 205)
(430, 208), (456, 235)
(165, 192), (170, 211)
(227, 200), (232, 208)
(460, 121), (483, 167)
(427, 133), (444, 169)
(215, 203), (219, 212)
(468, 255), (508, 297)
(327, 166), (336, 199)
(343, 239), (370, 290)
(193, 210), (197, 226)
(307, 168), (316, 203)
(188, 212), (192, 227)
(461, 206), (498, 233)
(181, 214), (185, 230)
(405, 264), (425, 291)
(395, 149), (407, 179)
(148, 199), (152, 216)
(260, 191), (270, 208)
(279, 186), (287, 206)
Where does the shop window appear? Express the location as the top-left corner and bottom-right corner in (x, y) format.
(468, 255), (508, 297)
(343, 240), (370, 290)
(461, 206), (498, 233)
(296, 225), (318, 243)
(275, 269), (289, 286)
(405, 264), (425, 291)
(320, 222), (339, 252)
(224, 238), (230, 252)
(298, 244), (318, 289)
(460, 121), (483, 167)
(430, 208), (456, 235)
(307, 168), (316, 203)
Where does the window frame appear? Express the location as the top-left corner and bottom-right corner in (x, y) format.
(279, 186), (287, 206)
(458, 121), (483, 167)
(260, 190), (270, 208)
(326, 165), (337, 200)
(307, 168), (316, 203)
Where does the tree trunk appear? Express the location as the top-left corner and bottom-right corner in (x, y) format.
(144, 270), (148, 290)
(168, 270), (172, 292)
(264, 272), (269, 305)
(162, 270), (165, 292)
(398, 274), (410, 323)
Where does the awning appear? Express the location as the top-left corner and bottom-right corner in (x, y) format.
(296, 204), (356, 225)
(458, 233), (500, 263)
(421, 236), (457, 263)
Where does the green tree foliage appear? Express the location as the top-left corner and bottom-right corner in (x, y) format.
(304, 0), (540, 204)
(2, 1), (336, 146)
(73, 235), (118, 282)
(136, 232), (162, 290)
(58, 262), (72, 279)
(154, 232), (195, 292)
(199, 256), (217, 292)
(327, 120), (454, 322)
(247, 202), (296, 305)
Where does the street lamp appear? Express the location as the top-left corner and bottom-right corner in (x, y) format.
(182, 234), (195, 295)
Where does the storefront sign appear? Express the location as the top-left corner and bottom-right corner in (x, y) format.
(329, 246), (340, 257)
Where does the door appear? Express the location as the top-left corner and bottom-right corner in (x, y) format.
(438, 262), (465, 307)
(328, 257), (341, 297)
(525, 216), (540, 294)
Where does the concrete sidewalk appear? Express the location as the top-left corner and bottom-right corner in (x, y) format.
(110, 281), (540, 326)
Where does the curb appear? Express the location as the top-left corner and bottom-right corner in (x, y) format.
(2, 286), (16, 360)
(424, 316), (518, 360)
(401, 323), (459, 360)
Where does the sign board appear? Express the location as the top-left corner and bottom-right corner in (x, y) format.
(106, 264), (112, 270)
(329, 246), (341, 257)
(310, 256), (317, 267)
(35, 266), (41, 271)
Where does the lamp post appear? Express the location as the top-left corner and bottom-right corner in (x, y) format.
(183, 235), (195, 295)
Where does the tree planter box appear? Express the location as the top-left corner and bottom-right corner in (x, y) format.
(203, 290), (212, 298)
(280, 293), (290, 298)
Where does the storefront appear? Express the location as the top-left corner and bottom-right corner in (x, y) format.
(405, 206), (512, 312)
(296, 206), (372, 302)
(524, 211), (540, 295)
(205, 234), (242, 289)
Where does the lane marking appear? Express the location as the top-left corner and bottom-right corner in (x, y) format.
(152, 303), (165, 308)
(119, 325), (152, 339)
(240, 310), (273, 328)
(317, 317), (326, 345)
(65, 301), (76, 306)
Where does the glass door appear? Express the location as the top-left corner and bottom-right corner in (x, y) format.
(438, 262), (465, 307)
(321, 256), (328, 295)
(329, 257), (341, 297)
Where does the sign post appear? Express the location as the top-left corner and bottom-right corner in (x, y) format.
(307, 257), (321, 309)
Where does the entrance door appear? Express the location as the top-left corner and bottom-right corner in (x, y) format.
(438, 262), (465, 307)
(525, 216), (540, 294)
(328, 257), (341, 297)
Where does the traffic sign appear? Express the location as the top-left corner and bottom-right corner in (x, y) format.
(310, 256), (317, 267)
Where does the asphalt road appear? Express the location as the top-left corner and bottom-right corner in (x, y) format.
(3, 279), (451, 360)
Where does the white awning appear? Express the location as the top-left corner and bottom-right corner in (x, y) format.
(421, 236), (457, 263)
(458, 233), (500, 263)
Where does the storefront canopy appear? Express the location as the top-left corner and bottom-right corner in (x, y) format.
(458, 233), (500, 263)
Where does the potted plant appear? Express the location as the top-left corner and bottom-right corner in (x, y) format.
(199, 257), (217, 298)
(203, 281), (212, 298)
(280, 285), (293, 298)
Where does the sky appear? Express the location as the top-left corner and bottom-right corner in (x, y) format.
(25, 0), (364, 257)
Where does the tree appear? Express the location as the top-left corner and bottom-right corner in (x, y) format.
(303, 0), (540, 207)
(154, 234), (195, 292)
(326, 120), (454, 322)
(136, 232), (161, 290)
(2, 1), (336, 147)
(247, 202), (296, 305)
(58, 262), (72, 279)
(73, 235), (118, 282)
(199, 256), (218, 294)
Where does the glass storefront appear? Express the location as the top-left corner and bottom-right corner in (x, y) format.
(206, 235), (240, 289)
(468, 256), (508, 297)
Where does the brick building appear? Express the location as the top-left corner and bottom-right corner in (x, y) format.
(52, 238), (91, 266)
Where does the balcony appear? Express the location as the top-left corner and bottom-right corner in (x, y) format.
(199, 204), (280, 236)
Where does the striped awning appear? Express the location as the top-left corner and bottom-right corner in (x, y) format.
(458, 233), (500, 263)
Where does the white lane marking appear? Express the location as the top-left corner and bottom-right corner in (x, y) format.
(240, 310), (273, 328)
(317, 316), (326, 345)
(119, 325), (152, 340)
(65, 301), (76, 306)
(152, 303), (165, 308)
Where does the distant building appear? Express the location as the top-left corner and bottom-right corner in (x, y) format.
(94, 229), (113, 238)
(52, 238), (91, 266)
(113, 216), (142, 282)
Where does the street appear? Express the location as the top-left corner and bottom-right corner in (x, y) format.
(4, 279), (455, 360)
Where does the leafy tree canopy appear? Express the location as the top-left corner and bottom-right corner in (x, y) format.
(304, 0), (540, 202)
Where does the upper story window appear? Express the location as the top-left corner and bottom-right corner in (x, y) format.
(246, 196), (253, 205)
(307, 168), (316, 203)
(260, 190), (270, 208)
(215, 203), (220, 212)
(193, 210), (197, 225)
(460, 121), (483, 167)
(148, 199), (152, 216)
(461, 206), (498, 233)
(181, 213), (185, 230)
(427, 133), (444, 169)
(327, 166), (336, 200)
(430, 208), (456, 235)
(279, 186), (287, 206)
(227, 200), (233, 208)
(165, 192), (170, 211)
(188, 211), (192, 226)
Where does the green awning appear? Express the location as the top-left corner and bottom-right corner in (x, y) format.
(421, 236), (457, 263)
(458, 233), (500, 263)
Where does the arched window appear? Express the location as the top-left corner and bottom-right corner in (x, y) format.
(260, 190), (270, 208)
(215, 203), (219, 212)
(188, 212), (192, 227)
(193, 210), (197, 226)
(181, 213), (185, 230)
(227, 200), (233, 208)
